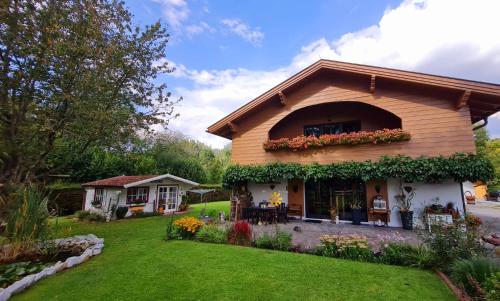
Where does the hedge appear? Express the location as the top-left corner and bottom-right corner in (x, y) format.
(222, 153), (494, 187)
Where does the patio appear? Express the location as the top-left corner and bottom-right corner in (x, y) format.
(250, 219), (420, 251)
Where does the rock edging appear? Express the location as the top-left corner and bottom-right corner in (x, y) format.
(0, 234), (104, 301)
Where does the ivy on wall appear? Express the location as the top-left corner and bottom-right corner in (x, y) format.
(222, 153), (494, 187)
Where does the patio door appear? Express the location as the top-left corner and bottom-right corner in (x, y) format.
(157, 186), (178, 211)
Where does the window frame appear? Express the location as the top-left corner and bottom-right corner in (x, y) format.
(93, 188), (104, 204)
(304, 120), (361, 137)
(126, 186), (149, 205)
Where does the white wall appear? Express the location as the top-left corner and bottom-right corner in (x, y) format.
(247, 181), (288, 206)
(387, 178), (464, 227)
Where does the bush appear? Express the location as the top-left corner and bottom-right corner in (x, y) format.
(451, 257), (500, 297)
(255, 230), (293, 251)
(228, 221), (252, 246)
(172, 217), (204, 239)
(318, 234), (374, 262)
(419, 219), (484, 271)
(128, 211), (160, 219)
(75, 210), (106, 222)
(5, 187), (51, 243)
(178, 203), (189, 212)
(195, 225), (227, 244)
(484, 272), (500, 301)
(378, 243), (436, 269)
(115, 206), (128, 219)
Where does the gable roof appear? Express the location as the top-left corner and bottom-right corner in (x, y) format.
(207, 59), (500, 139)
(82, 174), (199, 188)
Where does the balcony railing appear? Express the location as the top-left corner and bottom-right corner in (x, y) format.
(263, 128), (410, 152)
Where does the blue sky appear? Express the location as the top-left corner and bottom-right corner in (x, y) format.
(125, 0), (500, 148)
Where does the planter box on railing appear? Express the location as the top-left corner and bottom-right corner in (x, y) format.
(263, 128), (411, 152)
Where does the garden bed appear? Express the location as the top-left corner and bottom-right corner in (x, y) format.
(0, 234), (104, 301)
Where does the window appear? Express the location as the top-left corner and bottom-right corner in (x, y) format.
(304, 121), (361, 137)
(127, 187), (149, 204)
(93, 188), (104, 207)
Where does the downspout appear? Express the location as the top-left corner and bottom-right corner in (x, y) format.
(460, 182), (467, 214)
(472, 117), (488, 131)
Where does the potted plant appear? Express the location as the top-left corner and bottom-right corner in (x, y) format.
(351, 195), (363, 225)
(394, 180), (415, 230)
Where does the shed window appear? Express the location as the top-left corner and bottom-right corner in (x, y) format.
(127, 187), (149, 204)
(94, 188), (104, 204)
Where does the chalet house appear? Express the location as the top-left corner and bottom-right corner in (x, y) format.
(82, 174), (198, 218)
(207, 60), (500, 227)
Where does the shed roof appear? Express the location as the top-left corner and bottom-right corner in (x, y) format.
(82, 174), (199, 188)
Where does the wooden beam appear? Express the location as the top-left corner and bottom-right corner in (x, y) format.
(369, 75), (376, 94)
(227, 122), (239, 133)
(278, 91), (287, 106)
(456, 90), (471, 109)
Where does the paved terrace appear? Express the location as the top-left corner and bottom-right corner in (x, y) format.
(250, 220), (420, 251)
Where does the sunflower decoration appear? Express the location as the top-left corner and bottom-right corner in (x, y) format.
(269, 191), (283, 206)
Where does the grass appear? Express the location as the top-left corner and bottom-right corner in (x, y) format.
(11, 201), (455, 301)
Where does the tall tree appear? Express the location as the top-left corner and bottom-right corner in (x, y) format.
(0, 0), (178, 184)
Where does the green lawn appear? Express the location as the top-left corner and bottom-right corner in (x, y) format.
(12, 201), (455, 301)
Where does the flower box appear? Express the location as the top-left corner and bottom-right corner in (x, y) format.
(263, 128), (411, 152)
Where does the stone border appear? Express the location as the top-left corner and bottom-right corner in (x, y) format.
(436, 271), (472, 301)
(0, 234), (104, 301)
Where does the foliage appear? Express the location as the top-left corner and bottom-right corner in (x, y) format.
(5, 187), (51, 243)
(178, 203), (190, 212)
(57, 132), (231, 184)
(255, 230), (293, 251)
(227, 221), (252, 246)
(451, 258), (500, 297)
(128, 212), (160, 219)
(378, 243), (436, 269)
(484, 272), (500, 301)
(0, 0), (177, 185)
(195, 225), (228, 244)
(223, 153), (494, 187)
(318, 234), (374, 262)
(419, 219), (484, 271)
(264, 129), (411, 151)
(0, 261), (49, 288)
(474, 129), (500, 191)
(464, 213), (482, 227)
(173, 217), (204, 239)
(115, 207), (128, 220)
(75, 211), (106, 223)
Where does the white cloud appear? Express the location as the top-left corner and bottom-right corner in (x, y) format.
(164, 0), (500, 148)
(154, 0), (190, 29)
(221, 18), (264, 46)
(185, 22), (216, 36)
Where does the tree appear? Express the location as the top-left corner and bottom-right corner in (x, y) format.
(0, 0), (178, 184)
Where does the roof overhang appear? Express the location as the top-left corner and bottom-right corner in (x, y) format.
(123, 174), (199, 188)
(207, 59), (500, 139)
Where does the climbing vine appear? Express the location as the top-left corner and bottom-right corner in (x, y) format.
(222, 153), (494, 187)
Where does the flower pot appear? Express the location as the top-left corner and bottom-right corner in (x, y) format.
(400, 210), (414, 230)
(351, 208), (363, 225)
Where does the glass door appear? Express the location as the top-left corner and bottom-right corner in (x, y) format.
(157, 186), (178, 211)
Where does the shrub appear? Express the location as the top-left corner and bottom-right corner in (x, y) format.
(378, 243), (436, 269)
(228, 221), (252, 246)
(419, 219), (484, 271)
(318, 234), (374, 262)
(128, 211), (160, 219)
(255, 233), (274, 250)
(173, 217), (204, 239)
(115, 206), (128, 219)
(451, 257), (500, 297)
(178, 203), (189, 212)
(5, 187), (51, 243)
(195, 225), (227, 244)
(75, 210), (106, 222)
(484, 272), (500, 301)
